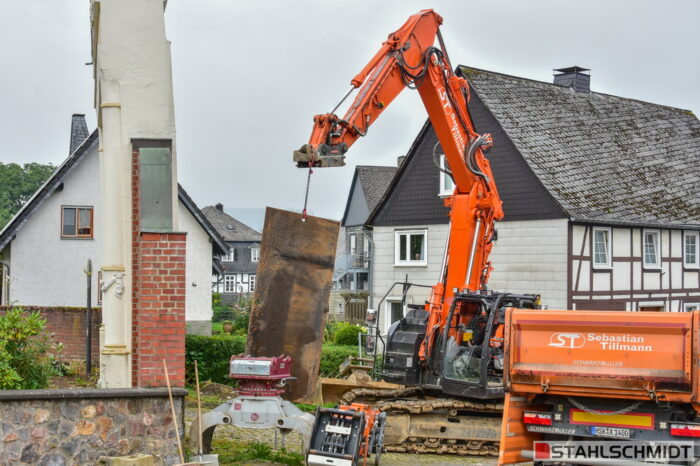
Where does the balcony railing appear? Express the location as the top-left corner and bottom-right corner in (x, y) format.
(333, 252), (370, 281)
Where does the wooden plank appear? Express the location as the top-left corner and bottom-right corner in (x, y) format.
(247, 207), (339, 402)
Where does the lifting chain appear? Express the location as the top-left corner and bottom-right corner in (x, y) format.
(567, 397), (642, 416)
(301, 161), (313, 221)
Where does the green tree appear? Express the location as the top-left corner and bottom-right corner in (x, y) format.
(0, 162), (56, 229)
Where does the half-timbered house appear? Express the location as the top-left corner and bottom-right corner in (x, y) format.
(367, 66), (700, 334)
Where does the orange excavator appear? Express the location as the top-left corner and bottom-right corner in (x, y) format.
(295, 9), (538, 455)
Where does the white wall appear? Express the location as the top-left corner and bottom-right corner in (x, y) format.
(488, 218), (569, 310)
(9, 149), (102, 306)
(372, 224), (449, 334)
(571, 224), (700, 311)
(6, 145), (213, 322)
(179, 202), (213, 322)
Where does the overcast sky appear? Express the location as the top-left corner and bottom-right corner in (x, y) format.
(1, 1), (698, 221)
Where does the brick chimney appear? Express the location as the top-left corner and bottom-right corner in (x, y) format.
(215, 203), (224, 211)
(69, 114), (89, 155)
(553, 66), (590, 93)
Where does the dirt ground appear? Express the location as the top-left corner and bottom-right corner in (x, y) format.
(184, 405), (497, 465)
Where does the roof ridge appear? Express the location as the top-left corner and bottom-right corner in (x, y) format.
(460, 65), (694, 115)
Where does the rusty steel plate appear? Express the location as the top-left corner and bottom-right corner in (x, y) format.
(247, 207), (339, 402)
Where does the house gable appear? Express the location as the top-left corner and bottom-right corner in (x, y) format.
(370, 123), (450, 227)
(342, 174), (370, 227)
(369, 80), (567, 227)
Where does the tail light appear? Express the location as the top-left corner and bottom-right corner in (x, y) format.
(524, 412), (553, 426)
(670, 423), (700, 437)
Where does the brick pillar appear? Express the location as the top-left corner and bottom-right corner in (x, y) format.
(132, 151), (186, 387)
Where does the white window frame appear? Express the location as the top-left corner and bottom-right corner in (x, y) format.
(224, 275), (236, 293)
(683, 231), (699, 269)
(251, 247), (260, 262)
(249, 274), (256, 292)
(223, 248), (236, 262)
(438, 154), (455, 197)
(683, 302), (699, 312)
(638, 300), (665, 311)
(384, 296), (412, 331)
(592, 227), (612, 269)
(350, 234), (357, 255)
(394, 229), (428, 266)
(642, 229), (661, 269)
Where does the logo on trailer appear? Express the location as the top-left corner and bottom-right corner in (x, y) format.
(549, 333), (585, 349)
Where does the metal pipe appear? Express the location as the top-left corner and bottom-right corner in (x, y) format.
(330, 85), (356, 115)
(98, 80), (130, 387)
(86, 259), (92, 375)
(0, 260), (8, 305)
(439, 225), (451, 284)
(363, 231), (375, 308)
(465, 219), (481, 289)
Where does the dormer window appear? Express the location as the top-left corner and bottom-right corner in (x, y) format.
(251, 247), (260, 262)
(224, 248), (236, 262)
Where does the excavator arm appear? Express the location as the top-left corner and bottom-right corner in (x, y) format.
(294, 9), (504, 362)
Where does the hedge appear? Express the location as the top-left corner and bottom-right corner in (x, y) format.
(185, 334), (247, 385)
(185, 335), (359, 384)
(319, 345), (357, 377)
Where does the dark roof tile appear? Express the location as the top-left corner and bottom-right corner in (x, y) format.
(461, 66), (700, 227)
(356, 166), (397, 213)
(201, 206), (262, 242)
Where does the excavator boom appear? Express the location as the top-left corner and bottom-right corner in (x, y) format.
(294, 9), (504, 362)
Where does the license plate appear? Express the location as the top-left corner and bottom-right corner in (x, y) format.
(591, 426), (630, 438)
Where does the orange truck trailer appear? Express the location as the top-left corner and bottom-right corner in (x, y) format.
(499, 309), (700, 464)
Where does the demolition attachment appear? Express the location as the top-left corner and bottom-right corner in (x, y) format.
(190, 355), (315, 455)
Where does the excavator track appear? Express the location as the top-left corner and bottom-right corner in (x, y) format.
(342, 388), (502, 457)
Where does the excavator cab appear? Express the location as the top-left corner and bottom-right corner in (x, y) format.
(439, 292), (539, 399)
(382, 291), (539, 400)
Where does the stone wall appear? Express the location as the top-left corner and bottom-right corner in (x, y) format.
(0, 388), (186, 465)
(0, 306), (101, 364)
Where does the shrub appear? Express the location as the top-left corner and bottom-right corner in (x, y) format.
(319, 345), (357, 377)
(233, 311), (249, 334)
(0, 307), (55, 389)
(333, 323), (366, 346)
(231, 297), (256, 334)
(323, 318), (345, 343)
(212, 293), (233, 322)
(185, 334), (247, 385)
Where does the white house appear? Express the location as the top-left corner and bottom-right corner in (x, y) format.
(331, 165), (397, 321)
(365, 66), (700, 335)
(0, 116), (228, 334)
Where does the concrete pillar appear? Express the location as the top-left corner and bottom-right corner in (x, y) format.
(98, 82), (130, 387)
(91, 0), (181, 388)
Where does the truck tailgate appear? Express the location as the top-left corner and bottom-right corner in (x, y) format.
(506, 309), (694, 395)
